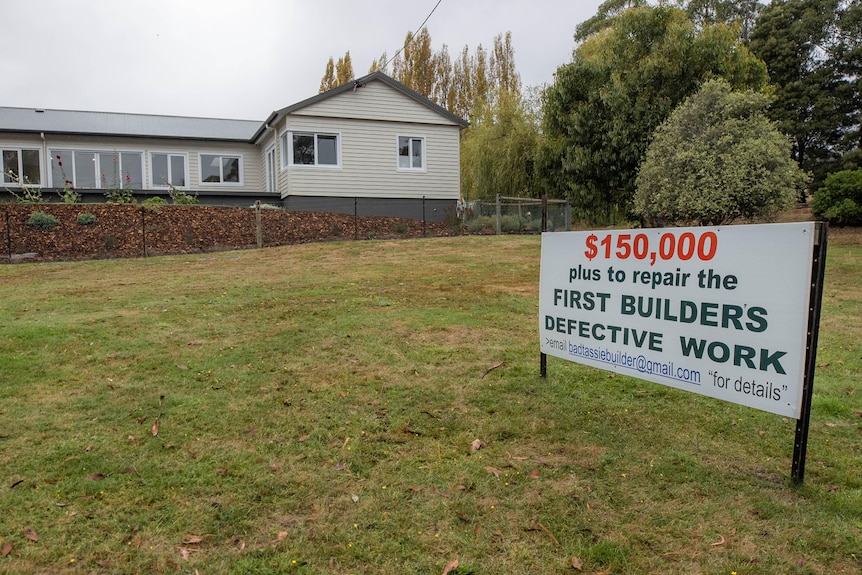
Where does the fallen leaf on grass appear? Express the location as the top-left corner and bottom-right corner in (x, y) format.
(183, 535), (203, 545)
(529, 468), (541, 479)
(594, 568), (612, 575)
(179, 547), (191, 561)
(537, 522), (559, 546)
(571, 556), (584, 570)
(841, 387), (854, 395)
(470, 439), (486, 452)
(480, 361), (507, 379)
(23, 527), (38, 542)
(216, 468), (228, 475)
(152, 419), (159, 437)
(269, 464), (282, 473)
(484, 466), (501, 477)
(298, 435), (310, 442)
(407, 486), (423, 492)
(176, 364), (188, 370)
(442, 559), (459, 575)
(86, 473), (106, 481)
(187, 340), (204, 346)
(277, 530), (288, 542)
(2, 542), (13, 556)
(710, 535), (726, 546)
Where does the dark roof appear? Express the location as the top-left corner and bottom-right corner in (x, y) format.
(0, 107), (261, 142)
(256, 71), (469, 140)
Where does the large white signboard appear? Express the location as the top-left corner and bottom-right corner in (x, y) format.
(539, 223), (816, 418)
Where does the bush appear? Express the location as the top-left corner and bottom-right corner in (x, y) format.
(142, 196), (167, 213)
(467, 216), (495, 233)
(811, 169), (862, 226)
(27, 211), (61, 230)
(500, 215), (523, 233)
(76, 212), (97, 225)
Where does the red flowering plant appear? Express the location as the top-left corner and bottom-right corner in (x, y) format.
(55, 155), (80, 204)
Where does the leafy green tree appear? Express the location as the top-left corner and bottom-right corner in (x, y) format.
(634, 79), (806, 226)
(538, 4), (768, 223)
(460, 91), (540, 201)
(811, 169), (862, 226)
(674, 0), (763, 39)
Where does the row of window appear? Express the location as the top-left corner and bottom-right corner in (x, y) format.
(2, 134), (426, 190)
(2, 148), (242, 188)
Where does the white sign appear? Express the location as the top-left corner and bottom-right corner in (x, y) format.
(539, 223), (816, 418)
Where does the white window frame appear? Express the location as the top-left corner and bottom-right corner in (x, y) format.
(397, 135), (426, 172)
(149, 152), (189, 189)
(265, 144), (277, 193)
(49, 148), (144, 189)
(198, 153), (244, 185)
(282, 130), (342, 169)
(2, 148), (42, 186)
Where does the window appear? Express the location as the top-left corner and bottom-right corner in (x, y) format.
(151, 153), (187, 187)
(2, 149), (41, 185)
(398, 136), (425, 170)
(265, 145), (276, 193)
(283, 131), (339, 167)
(200, 154), (242, 184)
(50, 150), (143, 189)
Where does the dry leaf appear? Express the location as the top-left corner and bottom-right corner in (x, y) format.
(23, 527), (38, 542)
(179, 547), (191, 561)
(183, 535), (203, 545)
(298, 435), (310, 442)
(2, 542), (13, 556)
(710, 535), (726, 546)
(470, 439), (485, 452)
(152, 419), (160, 437)
(484, 466), (501, 477)
(351, 494), (359, 504)
(187, 340), (203, 346)
(176, 364), (188, 370)
(85, 444), (93, 452)
(86, 472), (106, 481)
(408, 486), (423, 492)
(529, 468), (540, 479)
(480, 361), (507, 379)
(269, 464), (282, 473)
(277, 530), (288, 542)
(442, 559), (459, 575)
(595, 568), (612, 575)
(817, 362), (830, 368)
(537, 522), (559, 546)
(571, 556), (584, 570)
(216, 467), (228, 475)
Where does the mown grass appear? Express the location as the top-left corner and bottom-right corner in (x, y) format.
(0, 232), (860, 575)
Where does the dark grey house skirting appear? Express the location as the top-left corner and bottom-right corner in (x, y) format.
(283, 196), (457, 222)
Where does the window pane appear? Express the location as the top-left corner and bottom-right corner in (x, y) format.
(51, 151), (72, 188)
(411, 139), (423, 168)
(398, 136), (410, 168)
(22, 150), (41, 185)
(293, 134), (314, 165)
(122, 153), (143, 189)
(170, 155), (185, 187)
(201, 154), (220, 182)
(76, 152), (96, 188)
(317, 135), (337, 165)
(222, 156), (240, 182)
(152, 154), (169, 186)
(99, 153), (119, 189)
(2, 150), (17, 183)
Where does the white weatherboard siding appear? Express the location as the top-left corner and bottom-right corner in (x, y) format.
(281, 116), (460, 200)
(292, 81), (459, 127)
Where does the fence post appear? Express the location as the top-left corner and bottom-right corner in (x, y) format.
(255, 200), (263, 248)
(354, 197), (358, 240)
(5, 210), (11, 261)
(541, 195), (548, 233)
(495, 193), (502, 235)
(565, 199), (572, 231)
(141, 206), (147, 257)
(422, 196), (427, 237)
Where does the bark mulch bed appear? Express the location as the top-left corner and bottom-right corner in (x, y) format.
(1, 204), (460, 263)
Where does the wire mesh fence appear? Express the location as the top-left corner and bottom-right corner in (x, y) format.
(463, 195), (571, 234)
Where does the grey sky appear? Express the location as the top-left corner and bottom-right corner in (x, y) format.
(1, 0), (603, 120)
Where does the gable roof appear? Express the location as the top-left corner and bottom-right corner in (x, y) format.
(0, 106), (261, 142)
(255, 70), (469, 140)
(1, 72), (468, 144)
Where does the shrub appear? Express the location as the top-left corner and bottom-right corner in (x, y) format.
(393, 222), (408, 234)
(27, 211), (61, 230)
(76, 212), (97, 225)
(500, 215), (523, 233)
(811, 169), (862, 226)
(143, 196), (167, 213)
(168, 183), (199, 205)
(467, 216), (495, 233)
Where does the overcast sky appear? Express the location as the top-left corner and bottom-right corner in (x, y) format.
(1, 0), (604, 121)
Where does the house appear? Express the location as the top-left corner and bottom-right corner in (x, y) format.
(0, 71), (468, 221)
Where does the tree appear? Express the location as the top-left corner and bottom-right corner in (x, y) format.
(749, 0), (860, 188)
(319, 51), (354, 92)
(319, 58), (337, 93)
(673, 0), (763, 39)
(368, 52), (388, 74)
(537, 4), (768, 223)
(634, 79), (806, 226)
(392, 29), (435, 97)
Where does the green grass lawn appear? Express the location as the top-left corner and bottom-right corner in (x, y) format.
(1, 233), (860, 575)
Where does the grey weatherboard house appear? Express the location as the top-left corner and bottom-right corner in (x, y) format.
(0, 71), (469, 221)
